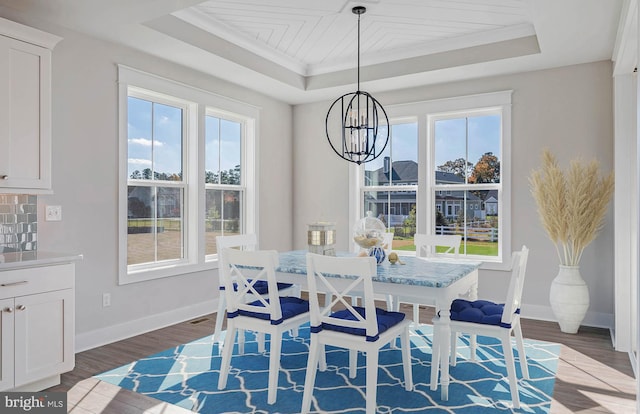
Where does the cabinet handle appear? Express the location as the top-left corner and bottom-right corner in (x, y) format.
(16, 305), (26, 311)
(3, 307), (12, 313)
(0, 281), (28, 287)
(0, 175), (7, 180)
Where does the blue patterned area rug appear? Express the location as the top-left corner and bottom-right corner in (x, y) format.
(95, 324), (559, 413)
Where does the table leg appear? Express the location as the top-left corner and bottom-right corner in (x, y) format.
(429, 319), (440, 391)
(438, 307), (451, 401)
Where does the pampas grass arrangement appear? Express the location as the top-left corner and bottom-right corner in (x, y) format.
(529, 149), (614, 266)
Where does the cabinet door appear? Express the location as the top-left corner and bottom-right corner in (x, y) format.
(0, 35), (52, 191)
(13, 289), (74, 387)
(0, 298), (14, 391)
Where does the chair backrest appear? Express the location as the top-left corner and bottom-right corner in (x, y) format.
(220, 248), (283, 323)
(501, 245), (529, 325)
(216, 234), (257, 288)
(414, 233), (461, 258)
(216, 234), (257, 252)
(306, 253), (379, 340)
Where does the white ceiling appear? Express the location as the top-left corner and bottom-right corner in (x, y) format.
(0, 0), (624, 104)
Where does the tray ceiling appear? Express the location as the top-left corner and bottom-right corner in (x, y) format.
(0, 0), (624, 104)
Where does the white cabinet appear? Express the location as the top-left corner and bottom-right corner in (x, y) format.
(0, 262), (75, 391)
(0, 17), (61, 193)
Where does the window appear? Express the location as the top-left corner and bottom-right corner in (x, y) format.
(361, 121), (418, 250)
(431, 112), (502, 259)
(118, 66), (257, 283)
(205, 112), (245, 255)
(352, 91), (511, 268)
(126, 91), (187, 268)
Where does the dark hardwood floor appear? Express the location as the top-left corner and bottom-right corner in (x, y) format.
(50, 304), (637, 413)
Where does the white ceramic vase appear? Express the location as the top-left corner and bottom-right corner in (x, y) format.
(549, 265), (589, 334)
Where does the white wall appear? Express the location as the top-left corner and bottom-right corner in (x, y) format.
(293, 61), (615, 328)
(0, 13), (294, 350)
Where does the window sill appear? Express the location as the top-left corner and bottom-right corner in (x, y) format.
(119, 259), (220, 285)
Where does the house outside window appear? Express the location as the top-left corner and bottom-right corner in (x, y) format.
(432, 113), (503, 256)
(352, 91), (511, 268)
(361, 121), (418, 250)
(118, 66), (257, 284)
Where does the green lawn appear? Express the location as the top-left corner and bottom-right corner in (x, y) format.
(396, 241), (499, 256)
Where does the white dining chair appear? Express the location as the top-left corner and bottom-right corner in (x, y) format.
(432, 245), (530, 408)
(394, 234), (462, 324)
(217, 248), (310, 404)
(301, 253), (413, 414)
(213, 234), (300, 353)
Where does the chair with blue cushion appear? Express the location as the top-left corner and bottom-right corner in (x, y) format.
(393, 233), (462, 325)
(217, 248), (310, 404)
(301, 253), (413, 414)
(432, 245), (530, 408)
(213, 234), (300, 353)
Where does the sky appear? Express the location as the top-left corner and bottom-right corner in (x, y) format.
(434, 115), (500, 169)
(127, 97), (242, 178)
(127, 96), (500, 180)
(364, 114), (501, 175)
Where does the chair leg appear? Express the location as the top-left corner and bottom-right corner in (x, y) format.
(400, 329), (413, 390)
(218, 323), (237, 390)
(365, 350), (379, 414)
(319, 343), (327, 371)
(267, 331), (282, 404)
(291, 286), (302, 338)
(501, 333), (520, 409)
(257, 332), (265, 353)
(450, 330), (457, 367)
(514, 322), (530, 379)
(301, 338), (321, 413)
(213, 295), (226, 354)
(413, 303), (420, 326)
(349, 349), (358, 378)
(238, 328), (245, 354)
(469, 334), (477, 361)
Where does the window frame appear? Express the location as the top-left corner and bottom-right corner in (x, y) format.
(204, 108), (255, 259)
(125, 87), (190, 273)
(428, 106), (505, 264)
(118, 65), (258, 284)
(350, 91), (512, 270)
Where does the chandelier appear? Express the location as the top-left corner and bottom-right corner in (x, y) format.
(325, 6), (389, 165)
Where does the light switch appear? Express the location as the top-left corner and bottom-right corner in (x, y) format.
(45, 205), (62, 221)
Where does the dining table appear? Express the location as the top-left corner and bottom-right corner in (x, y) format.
(273, 250), (482, 401)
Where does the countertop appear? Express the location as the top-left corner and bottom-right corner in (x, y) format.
(0, 251), (83, 271)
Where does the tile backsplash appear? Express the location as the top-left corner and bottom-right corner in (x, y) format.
(0, 194), (37, 252)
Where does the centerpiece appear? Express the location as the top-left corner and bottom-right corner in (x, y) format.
(353, 211), (386, 264)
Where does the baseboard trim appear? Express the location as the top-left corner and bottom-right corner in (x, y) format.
(521, 304), (614, 330)
(75, 299), (219, 353)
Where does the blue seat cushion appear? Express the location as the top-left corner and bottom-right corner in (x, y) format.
(449, 299), (519, 328)
(225, 280), (293, 295)
(320, 306), (406, 342)
(235, 296), (309, 325)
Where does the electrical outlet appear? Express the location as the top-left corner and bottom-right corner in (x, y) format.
(45, 205), (62, 221)
(102, 293), (111, 307)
